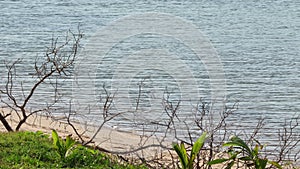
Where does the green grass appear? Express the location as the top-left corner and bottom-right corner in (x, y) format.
(0, 131), (147, 169)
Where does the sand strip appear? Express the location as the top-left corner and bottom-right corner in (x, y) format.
(0, 108), (172, 160)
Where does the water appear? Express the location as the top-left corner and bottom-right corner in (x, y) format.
(1, 0), (299, 158)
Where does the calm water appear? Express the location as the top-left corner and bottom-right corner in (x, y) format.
(1, 0), (299, 155)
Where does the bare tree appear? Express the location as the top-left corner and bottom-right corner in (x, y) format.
(66, 85), (240, 168)
(1, 28), (298, 168)
(0, 29), (83, 131)
(276, 115), (300, 166)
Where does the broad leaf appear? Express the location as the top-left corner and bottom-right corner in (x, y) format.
(173, 143), (188, 168)
(268, 161), (282, 169)
(223, 136), (252, 157)
(239, 156), (253, 161)
(52, 129), (61, 149)
(255, 158), (268, 169)
(65, 135), (75, 149)
(225, 161), (234, 169)
(191, 132), (207, 157)
(207, 158), (229, 165)
(189, 132), (207, 168)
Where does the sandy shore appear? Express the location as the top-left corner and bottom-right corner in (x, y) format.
(0, 108), (173, 163)
(1, 108), (297, 168)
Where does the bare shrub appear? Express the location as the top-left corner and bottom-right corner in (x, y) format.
(0, 29), (83, 131)
(1, 28), (299, 169)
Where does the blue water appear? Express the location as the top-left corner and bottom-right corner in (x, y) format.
(1, 0), (299, 157)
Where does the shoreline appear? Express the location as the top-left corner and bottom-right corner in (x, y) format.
(1, 108), (298, 168)
(0, 108), (173, 164)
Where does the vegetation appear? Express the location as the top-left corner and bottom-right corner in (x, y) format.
(0, 131), (147, 169)
(173, 132), (207, 169)
(0, 29), (299, 168)
(1, 130), (298, 169)
(52, 129), (76, 160)
(208, 135), (282, 169)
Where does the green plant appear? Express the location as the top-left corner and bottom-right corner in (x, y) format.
(52, 129), (76, 160)
(0, 131), (147, 168)
(0, 131), (59, 168)
(208, 135), (282, 169)
(63, 145), (101, 167)
(173, 132), (207, 169)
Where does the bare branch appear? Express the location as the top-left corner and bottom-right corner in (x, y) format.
(0, 29), (83, 131)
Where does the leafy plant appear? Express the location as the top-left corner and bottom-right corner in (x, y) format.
(208, 135), (282, 169)
(173, 132), (207, 169)
(52, 129), (76, 159)
(0, 131), (147, 168)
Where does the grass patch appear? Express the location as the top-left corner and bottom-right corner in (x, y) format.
(0, 131), (147, 169)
